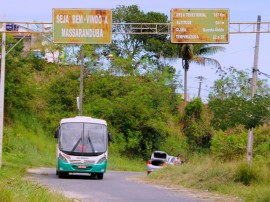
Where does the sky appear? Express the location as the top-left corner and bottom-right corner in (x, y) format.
(1, 0), (270, 102)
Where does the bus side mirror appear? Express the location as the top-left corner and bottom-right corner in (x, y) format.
(108, 132), (112, 142)
(54, 128), (59, 139)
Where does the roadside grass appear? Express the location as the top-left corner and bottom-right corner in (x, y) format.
(0, 112), (71, 202)
(0, 168), (71, 202)
(147, 154), (270, 202)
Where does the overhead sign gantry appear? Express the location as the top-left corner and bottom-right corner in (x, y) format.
(0, 8), (269, 168)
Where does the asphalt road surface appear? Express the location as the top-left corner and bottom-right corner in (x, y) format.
(26, 168), (211, 202)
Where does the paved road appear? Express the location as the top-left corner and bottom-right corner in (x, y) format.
(27, 168), (208, 202)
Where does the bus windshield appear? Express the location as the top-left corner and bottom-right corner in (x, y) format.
(59, 122), (107, 155)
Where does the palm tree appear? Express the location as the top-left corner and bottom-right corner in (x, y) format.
(179, 44), (225, 102)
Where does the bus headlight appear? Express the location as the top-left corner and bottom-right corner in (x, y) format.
(59, 153), (69, 163)
(97, 156), (106, 164)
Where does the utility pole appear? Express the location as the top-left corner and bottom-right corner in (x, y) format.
(184, 66), (188, 102)
(79, 46), (84, 116)
(0, 20), (6, 168)
(196, 76), (204, 98)
(247, 15), (261, 167)
(251, 15), (261, 98)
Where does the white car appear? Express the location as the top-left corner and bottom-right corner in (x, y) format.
(147, 151), (175, 175)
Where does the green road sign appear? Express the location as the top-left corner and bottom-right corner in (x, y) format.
(171, 9), (229, 43)
(53, 9), (112, 44)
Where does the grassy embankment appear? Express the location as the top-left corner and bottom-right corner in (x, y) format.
(0, 113), (72, 202)
(146, 154), (270, 202)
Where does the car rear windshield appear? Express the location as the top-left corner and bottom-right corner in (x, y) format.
(153, 152), (167, 159)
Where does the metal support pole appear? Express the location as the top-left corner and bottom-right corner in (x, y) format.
(0, 21), (6, 168)
(248, 15), (261, 167)
(79, 46), (84, 116)
(247, 128), (254, 166)
(251, 15), (261, 98)
(184, 68), (188, 102)
(6, 35), (27, 56)
(198, 81), (202, 98)
(196, 76), (204, 98)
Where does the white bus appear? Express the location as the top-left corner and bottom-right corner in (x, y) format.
(54, 116), (111, 179)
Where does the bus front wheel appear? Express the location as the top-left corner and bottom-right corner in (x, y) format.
(58, 171), (68, 178)
(96, 173), (103, 180)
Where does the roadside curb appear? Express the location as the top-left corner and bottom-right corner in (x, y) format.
(27, 167), (55, 175)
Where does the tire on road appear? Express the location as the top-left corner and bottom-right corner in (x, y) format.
(96, 173), (103, 180)
(58, 171), (69, 178)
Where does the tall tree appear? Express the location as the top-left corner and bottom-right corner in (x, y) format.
(106, 5), (178, 81)
(175, 44), (225, 102)
(208, 67), (270, 130)
(209, 66), (270, 99)
(209, 95), (270, 130)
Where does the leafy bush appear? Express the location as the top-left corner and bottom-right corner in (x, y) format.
(41, 67), (80, 133)
(211, 124), (270, 161)
(5, 57), (36, 114)
(159, 133), (187, 157)
(183, 98), (213, 149)
(210, 128), (247, 160)
(253, 125), (270, 158)
(184, 97), (203, 119)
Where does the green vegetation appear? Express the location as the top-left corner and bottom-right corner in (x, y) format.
(183, 98), (213, 149)
(208, 66), (270, 130)
(0, 171), (70, 202)
(1, 4), (270, 202)
(107, 144), (145, 172)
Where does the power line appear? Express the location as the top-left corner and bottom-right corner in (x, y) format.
(258, 69), (270, 79)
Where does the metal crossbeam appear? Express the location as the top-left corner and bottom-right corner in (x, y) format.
(112, 23), (170, 34)
(230, 22), (270, 34)
(1, 21), (270, 35)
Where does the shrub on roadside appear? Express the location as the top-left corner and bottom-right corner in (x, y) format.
(234, 163), (260, 186)
(210, 128), (247, 160)
(183, 98), (213, 149)
(159, 133), (188, 157)
(253, 125), (270, 158)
